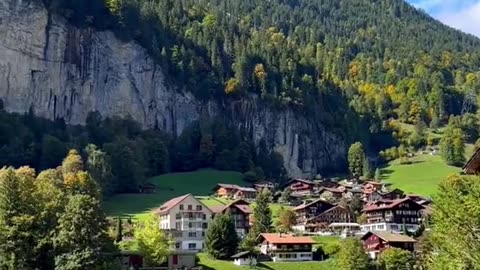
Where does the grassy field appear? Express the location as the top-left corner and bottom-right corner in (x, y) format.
(103, 169), (245, 218)
(197, 253), (335, 270)
(380, 154), (460, 196)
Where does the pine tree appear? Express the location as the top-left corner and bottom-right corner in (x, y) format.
(374, 168), (381, 181)
(205, 213), (239, 259)
(242, 188), (272, 250)
(115, 216), (123, 243)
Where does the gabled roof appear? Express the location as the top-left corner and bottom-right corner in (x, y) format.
(463, 147), (480, 174)
(293, 199), (334, 211)
(257, 233), (315, 244)
(231, 251), (253, 258)
(281, 178), (315, 189)
(362, 198), (424, 212)
(208, 199), (252, 214)
(155, 194), (191, 215)
(320, 187), (344, 194)
(236, 186), (257, 192)
(306, 205), (351, 222)
(214, 183), (240, 190)
(361, 231), (416, 243)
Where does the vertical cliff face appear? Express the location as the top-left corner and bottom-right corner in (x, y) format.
(0, 0), (346, 176)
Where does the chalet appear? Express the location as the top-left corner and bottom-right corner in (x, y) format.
(210, 200), (252, 237)
(365, 191), (383, 202)
(232, 251), (257, 266)
(258, 233), (315, 262)
(361, 198), (424, 233)
(302, 205), (355, 232)
(281, 179), (316, 196)
(292, 199), (334, 225)
(233, 187), (257, 201)
(361, 231), (416, 259)
(213, 184), (240, 198)
(253, 181), (275, 191)
(317, 187), (344, 200)
(380, 188), (405, 200)
(463, 147), (480, 174)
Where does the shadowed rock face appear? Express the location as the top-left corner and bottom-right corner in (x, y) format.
(0, 0), (346, 177)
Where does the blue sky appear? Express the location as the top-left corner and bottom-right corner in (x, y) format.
(408, 0), (480, 37)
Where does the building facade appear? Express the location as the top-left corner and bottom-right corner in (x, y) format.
(156, 194), (213, 251)
(361, 198), (424, 233)
(293, 199), (334, 224)
(210, 200), (252, 237)
(258, 233), (315, 262)
(361, 231), (416, 259)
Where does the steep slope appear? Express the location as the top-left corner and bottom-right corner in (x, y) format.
(0, 0), (346, 177)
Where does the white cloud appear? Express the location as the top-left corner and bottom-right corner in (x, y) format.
(409, 0), (480, 37)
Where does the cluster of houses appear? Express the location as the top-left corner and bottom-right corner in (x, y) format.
(119, 175), (436, 269)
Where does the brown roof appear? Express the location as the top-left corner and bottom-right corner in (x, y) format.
(281, 178), (315, 189)
(293, 199), (333, 211)
(208, 199), (252, 214)
(463, 147), (480, 174)
(361, 231), (416, 243)
(322, 187), (344, 194)
(362, 198), (423, 212)
(236, 186), (257, 192)
(258, 233), (316, 244)
(214, 183), (240, 190)
(155, 194), (191, 215)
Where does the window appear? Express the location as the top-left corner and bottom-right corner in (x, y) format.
(202, 232), (205, 237)
(189, 223), (193, 228)
(180, 204), (184, 210)
(203, 223), (208, 229)
(175, 222), (181, 230)
(188, 205), (192, 210)
(188, 243), (197, 250)
(188, 232), (197, 237)
(176, 213), (181, 219)
(202, 214), (206, 220)
(175, 242), (180, 249)
(196, 205), (202, 211)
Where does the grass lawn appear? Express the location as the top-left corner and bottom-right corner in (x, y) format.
(197, 253), (335, 270)
(380, 154), (460, 196)
(103, 169), (245, 218)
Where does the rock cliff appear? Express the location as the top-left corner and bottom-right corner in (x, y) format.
(0, 0), (346, 176)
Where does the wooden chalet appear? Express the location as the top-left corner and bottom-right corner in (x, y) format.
(213, 184), (240, 198)
(303, 205), (355, 232)
(292, 199), (334, 225)
(361, 231), (416, 259)
(463, 147), (480, 174)
(361, 198), (424, 233)
(281, 179), (316, 196)
(258, 233), (315, 262)
(317, 187), (344, 200)
(209, 200), (252, 237)
(253, 181), (275, 191)
(233, 187), (257, 201)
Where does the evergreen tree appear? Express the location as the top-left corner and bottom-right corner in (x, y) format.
(205, 213), (239, 259)
(115, 217), (122, 243)
(348, 142), (366, 177)
(242, 188), (272, 250)
(362, 158), (373, 179)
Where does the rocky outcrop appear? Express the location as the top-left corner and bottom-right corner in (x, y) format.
(0, 0), (346, 176)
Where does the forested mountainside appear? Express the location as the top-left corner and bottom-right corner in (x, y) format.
(0, 0), (479, 183)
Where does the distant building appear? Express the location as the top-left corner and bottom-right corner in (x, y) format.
(210, 199), (252, 237)
(303, 205), (355, 232)
(155, 194), (212, 251)
(253, 181), (275, 191)
(257, 233), (315, 262)
(292, 199), (334, 224)
(281, 179), (316, 196)
(232, 251), (257, 266)
(361, 198), (424, 233)
(213, 184), (257, 201)
(317, 187), (344, 200)
(361, 231), (416, 259)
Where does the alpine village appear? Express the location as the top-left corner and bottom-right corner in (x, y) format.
(2, 0), (480, 269)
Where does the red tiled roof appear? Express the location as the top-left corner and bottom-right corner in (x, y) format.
(362, 198), (423, 212)
(258, 233), (315, 244)
(155, 194), (191, 215)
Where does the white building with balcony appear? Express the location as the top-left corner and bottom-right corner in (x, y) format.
(156, 194), (213, 251)
(257, 233), (315, 262)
